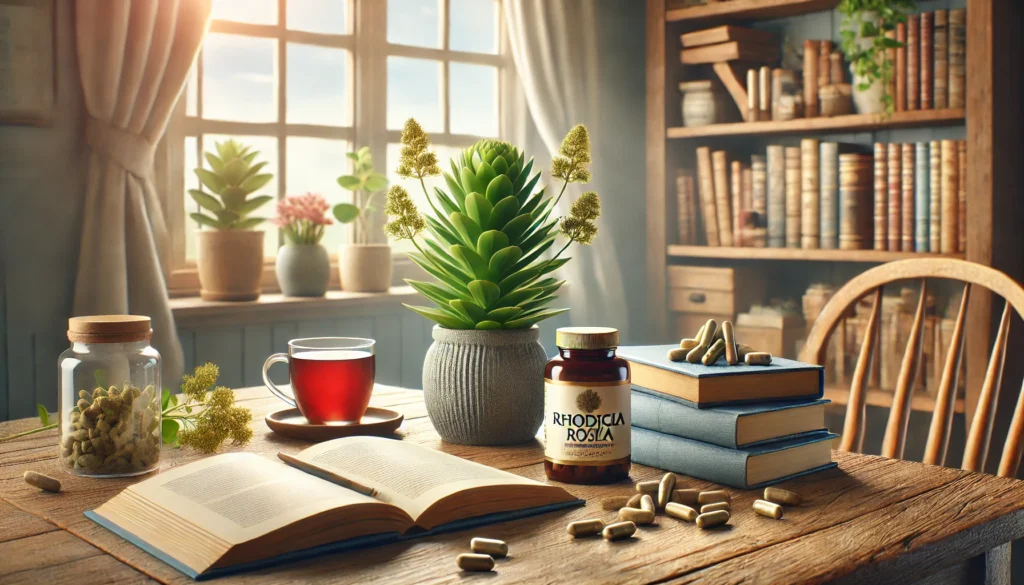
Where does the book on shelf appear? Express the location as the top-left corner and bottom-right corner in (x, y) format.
(741, 165), (753, 221)
(839, 153), (873, 251)
(696, 146), (720, 246)
(800, 138), (820, 249)
(680, 25), (777, 49)
(873, 142), (888, 251)
(895, 22), (907, 112)
(958, 139), (967, 253)
(886, 143), (902, 252)
(86, 437), (579, 579)
(631, 427), (838, 490)
(784, 146), (801, 248)
(941, 139), (958, 254)
(920, 12), (933, 110)
(758, 66), (772, 121)
(884, 29), (898, 103)
(803, 40), (818, 118)
(712, 150), (734, 246)
(907, 15), (920, 111)
(933, 9), (948, 109)
(632, 389), (829, 449)
(818, 40), (833, 88)
(731, 160), (743, 246)
(915, 142), (931, 252)
(901, 143), (915, 252)
(617, 345), (825, 408)
(948, 9), (966, 109)
(746, 69), (759, 122)
(767, 145), (786, 248)
(675, 169), (697, 245)
(818, 142), (841, 250)
(929, 139), (942, 252)
(751, 154), (768, 219)
(680, 41), (779, 65)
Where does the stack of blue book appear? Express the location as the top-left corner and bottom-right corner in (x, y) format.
(618, 345), (838, 490)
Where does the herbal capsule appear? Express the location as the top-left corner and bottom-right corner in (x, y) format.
(764, 487), (802, 506)
(722, 321), (739, 365)
(737, 344), (754, 360)
(667, 347), (688, 362)
(602, 521), (637, 541)
(753, 499), (784, 519)
(672, 488), (700, 506)
(567, 519), (606, 537)
(679, 338), (699, 351)
(665, 502), (698, 522)
(693, 324), (706, 342)
(698, 490), (731, 505)
(745, 352), (773, 365)
(618, 507), (655, 525)
(23, 471), (61, 493)
(657, 472), (677, 509)
(701, 501), (731, 514)
(626, 493), (643, 508)
(640, 494), (656, 514)
(457, 553), (495, 572)
(636, 480), (659, 494)
(601, 495), (633, 510)
(696, 510), (730, 529)
(687, 319), (718, 363)
(470, 537), (508, 558)
(702, 339), (726, 365)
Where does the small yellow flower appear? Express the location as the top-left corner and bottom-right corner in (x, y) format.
(397, 118), (441, 179)
(560, 191), (601, 245)
(180, 363), (219, 401)
(551, 124), (593, 184)
(383, 185), (426, 240)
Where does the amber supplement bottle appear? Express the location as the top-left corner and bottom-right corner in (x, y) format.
(544, 327), (630, 484)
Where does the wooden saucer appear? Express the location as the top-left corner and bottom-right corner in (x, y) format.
(265, 407), (404, 441)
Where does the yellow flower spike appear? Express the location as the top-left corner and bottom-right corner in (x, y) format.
(550, 124), (593, 184)
(383, 185), (426, 240)
(397, 118), (441, 179)
(560, 191), (601, 245)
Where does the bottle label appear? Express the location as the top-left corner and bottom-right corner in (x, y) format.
(544, 379), (630, 465)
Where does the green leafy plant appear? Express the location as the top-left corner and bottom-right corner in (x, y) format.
(385, 118), (601, 330)
(333, 147), (389, 244)
(189, 139), (275, 229)
(838, 0), (917, 113)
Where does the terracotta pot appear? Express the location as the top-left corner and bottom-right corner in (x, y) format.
(196, 230), (264, 301)
(275, 244), (329, 297)
(339, 244), (392, 293)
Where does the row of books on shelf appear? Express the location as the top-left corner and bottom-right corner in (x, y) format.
(889, 9), (966, 112)
(676, 139), (967, 254)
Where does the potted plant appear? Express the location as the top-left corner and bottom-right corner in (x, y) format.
(189, 139), (274, 301)
(273, 193), (333, 297)
(333, 147), (391, 292)
(838, 0), (916, 114)
(385, 118), (601, 446)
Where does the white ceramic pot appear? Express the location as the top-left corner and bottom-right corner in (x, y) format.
(339, 244), (392, 293)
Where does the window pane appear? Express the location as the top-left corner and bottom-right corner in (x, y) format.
(288, 0), (348, 34)
(286, 44), (351, 126)
(449, 63), (497, 136)
(386, 143), (464, 253)
(185, 64), (198, 117)
(387, 57), (442, 131)
(200, 134), (280, 257)
(286, 138), (351, 252)
(202, 34), (277, 123)
(449, 0), (498, 54)
(212, 0), (276, 24)
(388, 0), (440, 48)
(184, 136), (199, 261)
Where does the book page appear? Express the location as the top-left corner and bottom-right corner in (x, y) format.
(294, 436), (540, 520)
(129, 453), (378, 544)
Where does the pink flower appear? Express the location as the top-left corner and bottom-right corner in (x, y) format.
(272, 193), (333, 245)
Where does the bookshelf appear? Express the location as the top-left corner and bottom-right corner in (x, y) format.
(666, 0), (839, 24)
(667, 245), (964, 263)
(666, 108), (964, 139)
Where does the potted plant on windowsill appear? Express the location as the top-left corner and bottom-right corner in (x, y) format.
(385, 118), (601, 446)
(189, 139), (274, 301)
(838, 0), (916, 114)
(333, 147), (391, 293)
(273, 193), (333, 297)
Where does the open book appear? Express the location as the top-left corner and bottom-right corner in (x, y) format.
(86, 437), (580, 579)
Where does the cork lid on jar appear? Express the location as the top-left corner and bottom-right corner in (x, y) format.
(68, 315), (152, 343)
(555, 326), (619, 350)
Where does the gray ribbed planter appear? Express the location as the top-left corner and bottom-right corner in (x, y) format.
(275, 244), (329, 297)
(423, 325), (547, 446)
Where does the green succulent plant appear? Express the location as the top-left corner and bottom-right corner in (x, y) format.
(385, 118), (601, 330)
(189, 139), (274, 229)
(333, 146), (389, 244)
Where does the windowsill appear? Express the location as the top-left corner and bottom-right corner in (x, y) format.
(170, 286), (420, 329)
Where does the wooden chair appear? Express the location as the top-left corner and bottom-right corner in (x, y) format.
(800, 258), (1024, 478)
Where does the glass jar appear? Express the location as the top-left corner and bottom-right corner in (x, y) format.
(544, 327), (630, 485)
(58, 315), (161, 477)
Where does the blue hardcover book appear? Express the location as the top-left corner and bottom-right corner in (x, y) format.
(915, 141), (930, 251)
(632, 389), (829, 449)
(619, 345), (824, 408)
(86, 438), (582, 580)
(632, 427), (839, 489)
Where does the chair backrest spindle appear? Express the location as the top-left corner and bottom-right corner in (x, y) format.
(922, 284), (971, 466)
(881, 280), (928, 460)
(962, 302), (1012, 472)
(839, 287), (883, 453)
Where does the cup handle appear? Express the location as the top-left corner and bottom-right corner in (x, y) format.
(262, 353), (296, 407)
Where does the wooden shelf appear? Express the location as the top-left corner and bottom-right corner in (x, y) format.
(668, 245), (965, 263)
(824, 386), (965, 415)
(666, 0), (839, 24)
(667, 109), (965, 140)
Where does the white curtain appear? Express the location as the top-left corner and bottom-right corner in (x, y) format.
(503, 0), (631, 338)
(73, 0), (212, 386)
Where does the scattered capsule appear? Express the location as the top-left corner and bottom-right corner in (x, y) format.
(636, 480), (659, 494)
(667, 347), (689, 362)
(23, 471), (61, 493)
(693, 324), (706, 342)
(745, 352), (773, 366)
(764, 487), (802, 506)
(737, 344), (755, 360)
(665, 502), (698, 522)
(626, 494), (643, 508)
(722, 321), (739, 365)
(702, 338), (727, 365)
(696, 510), (731, 529)
(671, 488), (700, 506)
(679, 338), (699, 351)
(640, 494), (656, 514)
(602, 521), (637, 541)
(701, 501), (731, 514)
(753, 499), (784, 520)
(567, 519), (606, 537)
(457, 553), (495, 572)
(657, 473), (677, 509)
(618, 507), (655, 525)
(470, 537), (508, 558)
(685, 344), (706, 364)
(601, 495), (633, 510)
(698, 490), (731, 505)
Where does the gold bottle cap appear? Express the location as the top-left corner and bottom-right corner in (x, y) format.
(555, 327), (619, 350)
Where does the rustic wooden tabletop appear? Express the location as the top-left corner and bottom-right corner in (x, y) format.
(2, 385), (1023, 584)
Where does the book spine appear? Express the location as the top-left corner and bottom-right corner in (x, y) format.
(929, 140), (941, 252)
(785, 146), (802, 248)
(800, 138), (820, 249)
(803, 40), (818, 118)
(839, 154), (873, 250)
(731, 160), (744, 246)
(915, 142), (930, 252)
(819, 142), (839, 250)
(948, 9), (966, 109)
(767, 145), (786, 247)
(885, 29), (898, 104)
(771, 68), (783, 121)
(941, 139), (958, 253)
(675, 170), (693, 245)
(758, 66), (772, 121)
(829, 52), (844, 85)
(696, 147), (720, 247)
(920, 12), (933, 110)
(873, 142), (888, 250)
(751, 154), (768, 219)
(895, 22), (907, 112)
(901, 143), (915, 252)
(818, 40), (833, 87)
(746, 69), (759, 122)
(958, 140), (967, 252)
(713, 150), (734, 246)
(687, 174), (698, 245)
(907, 15), (919, 111)
(631, 427), (751, 489)
(933, 9), (948, 109)
(630, 392), (739, 449)
(887, 143), (902, 252)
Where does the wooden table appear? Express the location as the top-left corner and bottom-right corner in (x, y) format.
(2, 385), (1024, 584)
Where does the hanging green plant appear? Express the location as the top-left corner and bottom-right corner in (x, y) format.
(837, 0), (917, 113)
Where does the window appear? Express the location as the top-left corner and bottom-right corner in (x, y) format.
(168, 0), (510, 294)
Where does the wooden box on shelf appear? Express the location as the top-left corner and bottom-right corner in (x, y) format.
(734, 310), (804, 359)
(668, 266), (765, 337)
